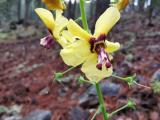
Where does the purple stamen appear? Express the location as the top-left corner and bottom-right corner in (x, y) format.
(40, 35), (55, 49)
(96, 47), (111, 70)
(89, 34), (111, 70)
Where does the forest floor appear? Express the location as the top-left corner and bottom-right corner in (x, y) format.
(0, 13), (160, 120)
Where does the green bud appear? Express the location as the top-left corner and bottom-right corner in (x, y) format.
(127, 100), (136, 109)
(123, 74), (136, 87)
(151, 81), (160, 94)
(54, 72), (63, 81)
(77, 76), (85, 84)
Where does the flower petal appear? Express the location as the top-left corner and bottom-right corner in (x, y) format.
(42, 0), (65, 10)
(81, 54), (113, 82)
(67, 19), (92, 41)
(35, 8), (55, 32)
(94, 7), (120, 37)
(60, 40), (90, 66)
(53, 10), (68, 38)
(61, 30), (75, 43)
(56, 36), (68, 48)
(105, 40), (120, 53)
(57, 31), (75, 48)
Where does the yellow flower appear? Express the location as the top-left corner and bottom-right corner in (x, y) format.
(42, 0), (65, 10)
(112, 0), (129, 11)
(35, 8), (72, 48)
(60, 7), (121, 82)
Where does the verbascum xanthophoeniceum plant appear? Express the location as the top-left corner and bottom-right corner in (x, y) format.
(34, 0), (150, 120)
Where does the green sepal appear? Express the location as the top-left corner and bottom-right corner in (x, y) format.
(54, 72), (63, 81)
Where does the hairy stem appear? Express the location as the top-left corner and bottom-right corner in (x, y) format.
(62, 66), (75, 74)
(95, 82), (108, 120)
(109, 104), (128, 117)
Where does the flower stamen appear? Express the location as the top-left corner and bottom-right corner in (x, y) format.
(96, 47), (111, 70)
(89, 34), (111, 70)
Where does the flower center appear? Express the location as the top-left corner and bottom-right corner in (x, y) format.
(89, 34), (111, 70)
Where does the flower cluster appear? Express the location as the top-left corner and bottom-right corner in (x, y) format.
(35, 0), (129, 82)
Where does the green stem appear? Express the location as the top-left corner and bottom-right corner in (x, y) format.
(109, 104), (128, 118)
(80, 79), (94, 84)
(95, 82), (108, 120)
(111, 74), (125, 80)
(62, 66), (75, 74)
(79, 0), (89, 32)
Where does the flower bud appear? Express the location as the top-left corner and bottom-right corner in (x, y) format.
(111, 0), (129, 11)
(151, 81), (160, 94)
(77, 76), (86, 84)
(123, 74), (136, 87)
(54, 72), (63, 81)
(127, 100), (136, 109)
(42, 0), (65, 10)
(40, 35), (55, 49)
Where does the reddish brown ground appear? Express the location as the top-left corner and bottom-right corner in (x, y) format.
(0, 13), (160, 120)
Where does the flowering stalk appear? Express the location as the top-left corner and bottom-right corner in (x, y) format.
(79, 1), (109, 120)
(79, 0), (89, 32)
(36, 0), (132, 119)
(79, 0), (110, 119)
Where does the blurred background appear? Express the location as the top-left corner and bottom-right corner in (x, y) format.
(0, 0), (160, 120)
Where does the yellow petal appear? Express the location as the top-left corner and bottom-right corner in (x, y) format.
(42, 0), (65, 10)
(55, 10), (63, 20)
(35, 8), (55, 31)
(94, 7), (120, 37)
(53, 10), (68, 38)
(67, 19), (92, 41)
(81, 54), (113, 82)
(61, 30), (75, 43)
(60, 40), (90, 67)
(105, 40), (120, 53)
(57, 30), (75, 48)
(57, 36), (69, 48)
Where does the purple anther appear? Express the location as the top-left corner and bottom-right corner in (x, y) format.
(96, 47), (112, 70)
